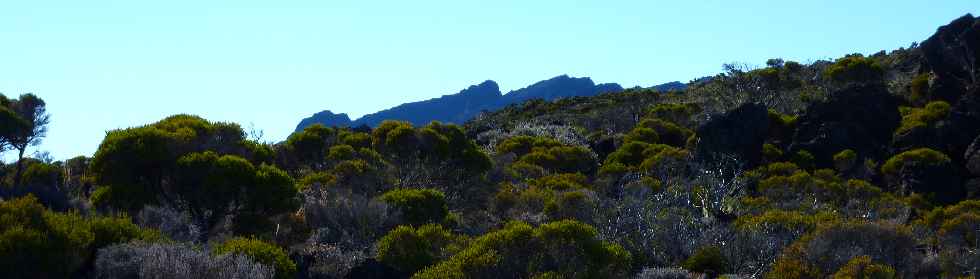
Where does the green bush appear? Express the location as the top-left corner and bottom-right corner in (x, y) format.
(0, 195), (159, 278)
(824, 54), (884, 85)
(767, 221), (915, 278)
(496, 135), (563, 157)
(791, 150), (815, 170)
(517, 145), (596, 174)
(830, 255), (897, 279)
(213, 237), (296, 279)
(762, 143), (784, 163)
(285, 124), (335, 166)
(635, 118), (694, 147)
(414, 220), (631, 279)
(895, 101), (950, 135)
(909, 73), (930, 103)
(381, 188), (449, 226)
(681, 246), (728, 274)
(880, 148), (950, 176)
(646, 103), (701, 127)
(376, 224), (466, 275)
(833, 149), (858, 172)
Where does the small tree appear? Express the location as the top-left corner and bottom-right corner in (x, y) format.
(4, 94), (50, 188)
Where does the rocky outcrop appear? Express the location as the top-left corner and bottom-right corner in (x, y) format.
(790, 84), (901, 168)
(695, 103), (770, 169)
(920, 14), (979, 102)
(903, 14), (980, 163)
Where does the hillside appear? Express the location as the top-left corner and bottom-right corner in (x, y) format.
(0, 13), (979, 279)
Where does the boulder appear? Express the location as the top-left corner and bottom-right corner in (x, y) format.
(695, 102), (770, 169)
(790, 84), (901, 168)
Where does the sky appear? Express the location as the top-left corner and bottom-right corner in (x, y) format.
(0, 1), (977, 161)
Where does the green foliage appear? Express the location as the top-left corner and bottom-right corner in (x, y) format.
(528, 173), (590, 191)
(909, 73), (930, 103)
(768, 221), (915, 278)
(833, 149), (858, 172)
(89, 115), (252, 211)
(213, 237), (296, 279)
(0, 195), (159, 278)
(762, 143), (784, 163)
(414, 220), (631, 279)
(376, 224), (466, 274)
(373, 120), (420, 156)
(286, 124), (335, 166)
(635, 118), (694, 147)
(895, 101), (950, 135)
(880, 148), (950, 176)
(681, 246), (728, 274)
(518, 145), (596, 174)
(601, 142), (688, 175)
(381, 188), (450, 226)
(830, 256), (897, 279)
(497, 135), (562, 157)
(174, 151), (298, 233)
(791, 150), (815, 170)
(824, 54), (884, 85)
(735, 210), (840, 235)
(646, 103), (701, 127)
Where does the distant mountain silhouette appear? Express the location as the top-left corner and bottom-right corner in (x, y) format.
(296, 75), (682, 131)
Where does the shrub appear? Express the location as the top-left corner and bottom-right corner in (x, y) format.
(414, 220), (631, 279)
(518, 145), (597, 174)
(791, 150), (815, 170)
(909, 73), (930, 103)
(213, 237), (296, 279)
(880, 148), (950, 176)
(624, 127), (660, 145)
(830, 255), (897, 279)
(302, 187), (400, 252)
(0, 195), (159, 278)
(824, 54), (884, 85)
(299, 243), (365, 279)
(681, 246), (728, 274)
(768, 221), (917, 278)
(762, 144), (783, 163)
(376, 224), (465, 274)
(895, 101), (950, 135)
(635, 267), (692, 279)
(635, 118), (694, 147)
(647, 103), (701, 127)
(96, 242), (274, 279)
(380, 188), (449, 226)
(833, 149), (858, 172)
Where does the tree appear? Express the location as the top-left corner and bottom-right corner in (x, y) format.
(3, 94), (49, 188)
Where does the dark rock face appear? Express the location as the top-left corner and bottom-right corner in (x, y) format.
(344, 258), (405, 279)
(790, 85), (901, 168)
(296, 75), (624, 131)
(920, 14), (980, 102)
(695, 103), (770, 169)
(908, 14), (980, 163)
(295, 110), (352, 131)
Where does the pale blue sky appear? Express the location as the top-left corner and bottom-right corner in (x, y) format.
(0, 1), (976, 160)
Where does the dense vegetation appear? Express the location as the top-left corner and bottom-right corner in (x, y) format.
(1, 14), (979, 279)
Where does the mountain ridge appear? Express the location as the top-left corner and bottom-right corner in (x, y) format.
(295, 75), (688, 131)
